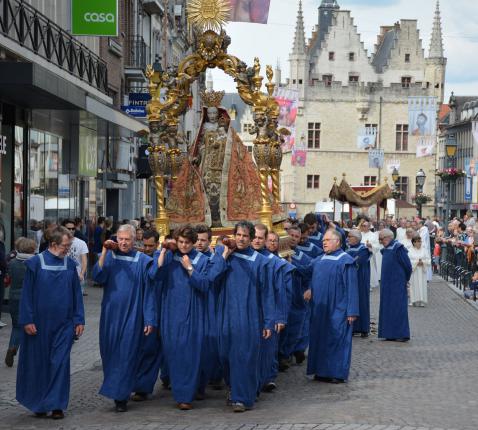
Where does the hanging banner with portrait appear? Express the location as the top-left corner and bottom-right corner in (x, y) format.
(229, 0), (271, 24)
(416, 136), (435, 158)
(368, 149), (384, 169)
(408, 97), (437, 137)
(356, 126), (377, 150)
(274, 88), (298, 152)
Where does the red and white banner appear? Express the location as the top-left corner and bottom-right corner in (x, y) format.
(229, 0), (271, 24)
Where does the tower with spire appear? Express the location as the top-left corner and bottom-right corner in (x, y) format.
(289, 0), (308, 92)
(426, 1), (447, 102)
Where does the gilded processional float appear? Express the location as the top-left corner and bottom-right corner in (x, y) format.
(145, 0), (287, 237)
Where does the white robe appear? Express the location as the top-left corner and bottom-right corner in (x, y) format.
(408, 246), (431, 305)
(361, 231), (381, 289)
(400, 238), (413, 250)
(396, 227), (407, 243)
(419, 226), (433, 281)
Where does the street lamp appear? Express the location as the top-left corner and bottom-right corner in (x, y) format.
(392, 167), (400, 185)
(444, 133), (458, 221)
(416, 169), (427, 218)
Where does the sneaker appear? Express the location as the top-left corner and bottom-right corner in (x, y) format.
(231, 402), (247, 413)
(5, 348), (17, 367)
(0, 321), (7, 328)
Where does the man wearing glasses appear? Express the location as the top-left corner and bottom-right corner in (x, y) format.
(16, 226), (85, 419)
(304, 229), (359, 384)
(62, 219), (89, 296)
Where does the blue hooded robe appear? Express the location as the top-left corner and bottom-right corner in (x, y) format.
(378, 240), (412, 340)
(308, 231), (323, 249)
(16, 251), (85, 413)
(347, 243), (372, 334)
(152, 248), (210, 404)
(307, 250), (359, 380)
(93, 250), (156, 401)
(279, 249), (312, 359)
(212, 246), (275, 408)
(134, 250), (163, 395)
(296, 240), (323, 259)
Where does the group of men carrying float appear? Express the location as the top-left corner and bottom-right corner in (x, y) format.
(14, 212), (413, 418)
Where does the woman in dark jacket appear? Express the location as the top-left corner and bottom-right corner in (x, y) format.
(4, 237), (36, 367)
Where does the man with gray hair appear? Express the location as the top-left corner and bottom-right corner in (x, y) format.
(378, 228), (412, 342)
(305, 229), (359, 383)
(347, 230), (372, 337)
(93, 223), (156, 412)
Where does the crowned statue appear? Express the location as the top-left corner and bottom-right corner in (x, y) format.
(166, 88), (281, 228)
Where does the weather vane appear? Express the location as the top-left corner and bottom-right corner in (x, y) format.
(187, 0), (231, 32)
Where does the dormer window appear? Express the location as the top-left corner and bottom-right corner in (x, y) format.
(329, 52), (335, 61)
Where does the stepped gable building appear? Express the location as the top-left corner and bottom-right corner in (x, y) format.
(281, 0), (446, 219)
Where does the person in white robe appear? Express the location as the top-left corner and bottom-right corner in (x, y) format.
(400, 228), (415, 250)
(360, 221), (380, 289)
(408, 235), (431, 307)
(418, 220), (432, 281)
(396, 219), (407, 243)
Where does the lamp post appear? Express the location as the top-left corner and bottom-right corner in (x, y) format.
(415, 169), (426, 218)
(444, 133), (458, 221)
(391, 167), (400, 217)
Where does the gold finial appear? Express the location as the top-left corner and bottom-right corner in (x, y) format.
(200, 89), (225, 108)
(187, 0), (231, 32)
(342, 173), (346, 178)
(334, 177), (337, 183)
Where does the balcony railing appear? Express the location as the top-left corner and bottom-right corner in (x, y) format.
(0, 0), (108, 94)
(125, 35), (149, 71)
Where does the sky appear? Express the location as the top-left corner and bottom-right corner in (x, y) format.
(210, 0), (478, 100)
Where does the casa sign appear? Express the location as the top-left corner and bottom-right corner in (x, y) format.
(71, 0), (118, 36)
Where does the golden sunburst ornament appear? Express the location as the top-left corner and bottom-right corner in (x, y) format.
(187, 0), (231, 32)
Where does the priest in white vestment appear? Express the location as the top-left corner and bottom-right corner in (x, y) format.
(408, 235), (431, 306)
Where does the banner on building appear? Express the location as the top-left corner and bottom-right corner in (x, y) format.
(465, 175), (473, 201)
(71, 0), (118, 36)
(79, 125), (98, 177)
(385, 159), (401, 174)
(229, 0), (271, 24)
(291, 149), (307, 167)
(466, 158), (478, 177)
(416, 136), (435, 158)
(472, 121), (478, 147)
(368, 149), (384, 169)
(408, 97), (437, 137)
(274, 88), (298, 151)
(357, 126), (377, 150)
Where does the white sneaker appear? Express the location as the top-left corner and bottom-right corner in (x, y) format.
(0, 320), (7, 327)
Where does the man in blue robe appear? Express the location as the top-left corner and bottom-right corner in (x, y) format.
(151, 225), (210, 410)
(305, 229), (359, 383)
(304, 213), (324, 248)
(296, 223), (323, 258)
(346, 230), (372, 337)
(133, 229), (163, 401)
(93, 224), (156, 412)
(279, 225), (312, 368)
(378, 229), (412, 342)
(16, 227), (85, 419)
(195, 224), (223, 393)
(211, 221), (275, 412)
(252, 224), (288, 393)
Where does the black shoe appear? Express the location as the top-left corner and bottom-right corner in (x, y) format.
(313, 375), (332, 382)
(395, 338), (410, 342)
(361, 333), (369, 338)
(131, 392), (148, 402)
(294, 351), (306, 364)
(278, 358), (289, 372)
(161, 379), (171, 390)
(329, 378), (346, 384)
(5, 348), (17, 367)
(51, 410), (64, 420)
(261, 382), (277, 392)
(34, 412), (47, 418)
(114, 400), (128, 412)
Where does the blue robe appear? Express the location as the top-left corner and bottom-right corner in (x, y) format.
(308, 231), (323, 249)
(257, 249), (288, 388)
(347, 243), (372, 334)
(16, 251), (85, 413)
(93, 250), (156, 401)
(296, 240), (323, 259)
(199, 249), (223, 390)
(279, 250), (312, 358)
(153, 248), (209, 403)
(134, 250), (163, 395)
(307, 249), (359, 380)
(212, 246), (275, 408)
(379, 240), (412, 340)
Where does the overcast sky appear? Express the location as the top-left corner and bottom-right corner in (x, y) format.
(210, 0), (478, 100)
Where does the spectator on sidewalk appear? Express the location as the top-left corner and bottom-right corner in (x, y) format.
(63, 220), (89, 296)
(16, 227), (85, 419)
(93, 217), (106, 256)
(4, 238), (36, 367)
(74, 217), (88, 243)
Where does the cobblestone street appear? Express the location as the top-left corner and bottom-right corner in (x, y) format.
(0, 277), (477, 430)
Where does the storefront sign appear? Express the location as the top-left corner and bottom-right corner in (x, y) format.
(71, 0), (118, 36)
(121, 105), (147, 118)
(0, 135), (6, 155)
(128, 92), (151, 107)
